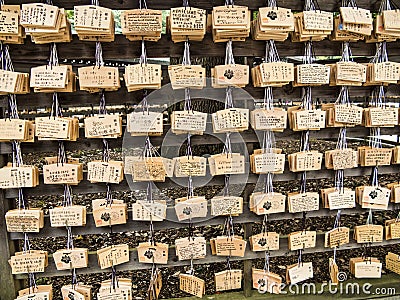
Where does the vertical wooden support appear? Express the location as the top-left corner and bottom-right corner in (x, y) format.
(242, 183), (253, 297)
(0, 154), (20, 300)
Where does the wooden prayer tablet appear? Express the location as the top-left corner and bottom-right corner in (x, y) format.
(294, 64), (330, 86)
(372, 11), (400, 42)
(385, 219), (400, 240)
(392, 147), (400, 164)
(174, 196), (207, 221)
(168, 65), (206, 89)
(320, 187), (356, 209)
(215, 269), (242, 292)
(179, 274), (205, 298)
(386, 252), (400, 275)
(338, 7), (373, 37)
(387, 182), (400, 203)
(325, 149), (358, 170)
(210, 236), (246, 257)
(0, 5), (25, 44)
(74, 5), (114, 41)
(124, 64), (162, 91)
(212, 5), (250, 42)
(49, 205), (86, 227)
(252, 62), (294, 87)
(127, 156), (173, 179)
(349, 257), (382, 279)
(5, 208), (44, 233)
(252, 7), (294, 41)
(288, 106), (326, 131)
(212, 108), (249, 133)
(53, 248), (88, 270)
(16, 292), (51, 300)
(208, 153), (245, 176)
(132, 200), (167, 221)
(30, 65), (75, 92)
(26, 8), (71, 44)
(249, 192), (286, 215)
(357, 146), (392, 167)
(291, 11), (333, 42)
(171, 110), (207, 135)
(365, 62), (400, 85)
(250, 108), (287, 132)
(356, 185), (390, 210)
(175, 236), (206, 260)
(364, 107), (398, 127)
(87, 161), (124, 184)
(212, 64), (249, 87)
(84, 114), (122, 138)
(173, 156), (207, 177)
(0, 165), (39, 188)
(0, 69), (29, 94)
(169, 7), (207, 42)
(97, 244), (129, 269)
(286, 262), (313, 285)
(121, 9), (162, 41)
(329, 258), (339, 285)
(287, 192), (319, 213)
(127, 111), (163, 136)
(18, 285), (53, 299)
(35, 116), (79, 141)
(131, 157), (166, 182)
(330, 15), (365, 42)
(211, 196), (243, 216)
(354, 224), (383, 243)
(322, 103), (363, 127)
(288, 231), (316, 251)
(20, 3), (59, 29)
(9, 250), (48, 274)
(249, 232), (279, 251)
(329, 62), (367, 86)
(324, 226), (350, 248)
(61, 285), (91, 300)
(137, 242), (168, 264)
(250, 151), (285, 174)
(78, 66), (120, 92)
(288, 151), (323, 172)
(43, 162), (83, 185)
(97, 278), (132, 300)
(0, 119), (32, 141)
(92, 199), (128, 227)
(252, 269), (282, 294)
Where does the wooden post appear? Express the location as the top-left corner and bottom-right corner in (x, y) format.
(242, 183), (253, 298)
(0, 154), (20, 300)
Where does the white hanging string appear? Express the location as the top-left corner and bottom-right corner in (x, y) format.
(140, 40), (148, 66)
(138, 0), (148, 9)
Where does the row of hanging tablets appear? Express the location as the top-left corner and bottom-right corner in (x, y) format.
(7, 229), (400, 299)
(1, 54), (400, 94)
(1, 3), (400, 43)
(6, 249), (400, 299)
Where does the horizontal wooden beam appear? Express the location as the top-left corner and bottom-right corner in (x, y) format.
(14, 232), (400, 279)
(8, 35), (400, 61)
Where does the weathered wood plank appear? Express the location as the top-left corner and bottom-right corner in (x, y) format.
(8, 35), (400, 60)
